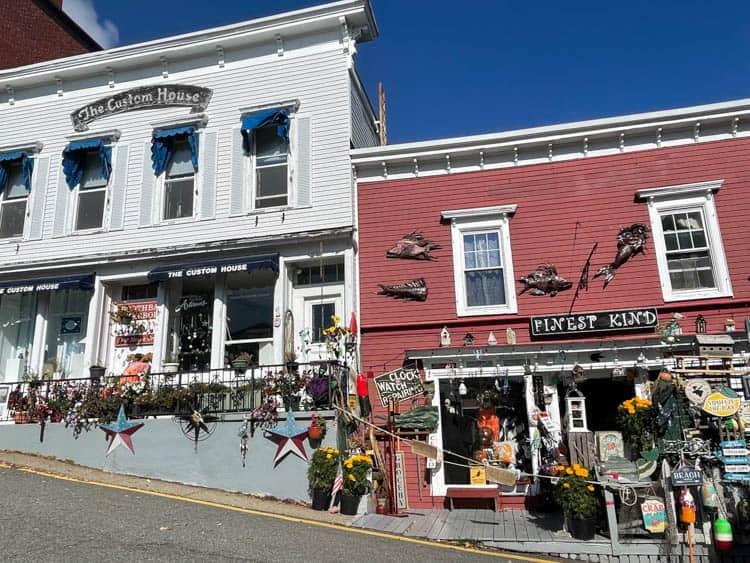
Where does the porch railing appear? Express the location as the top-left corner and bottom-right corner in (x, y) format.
(0, 360), (347, 423)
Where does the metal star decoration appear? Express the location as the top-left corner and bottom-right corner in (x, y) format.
(99, 404), (144, 456)
(266, 409), (308, 464)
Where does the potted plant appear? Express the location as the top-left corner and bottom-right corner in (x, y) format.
(162, 352), (180, 375)
(308, 413), (327, 440)
(231, 352), (253, 373)
(89, 363), (106, 384)
(554, 464), (598, 540)
(615, 396), (653, 458)
(341, 454), (372, 515)
(307, 446), (340, 510)
(109, 304), (140, 326)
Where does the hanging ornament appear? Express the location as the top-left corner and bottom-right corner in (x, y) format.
(702, 479), (718, 509)
(99, 404), (144, 456)
(177, 407), (219, 452)
(440, 326), (451, 347)
(505, 327), (516, 345)
(458, 379), (468, 396)
(266, 409), (308, 464)
(238, 421), (249, 467)
(679, 487), (696, 524)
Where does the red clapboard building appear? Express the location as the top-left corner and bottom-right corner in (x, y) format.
(352, 99), (750, 509)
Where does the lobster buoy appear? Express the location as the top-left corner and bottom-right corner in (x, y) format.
(679, 487), (696, 524)
(702, 480), (718, 509)
(714, 518), (733, 552)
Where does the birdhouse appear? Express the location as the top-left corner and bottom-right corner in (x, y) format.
(487, 331), (497, 346)
(440, 326), (451, 347)
(566, 391), (588, 433)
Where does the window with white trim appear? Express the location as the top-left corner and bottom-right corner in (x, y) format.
(75, 150), (108, 231)
(252, 125), (289, 209)
(0, 161), (28, 238)
(163, 138), (195, 220)
(443, 206), (518, 316)
(639, 181), (732, 302)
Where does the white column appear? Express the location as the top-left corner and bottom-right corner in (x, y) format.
(210, 273), (226, 370)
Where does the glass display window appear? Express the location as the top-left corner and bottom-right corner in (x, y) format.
(166, 277), (213, 372)
(43, 289), (92, 379)
(0, 293), (37, 382)
(224, 270), (275, 367)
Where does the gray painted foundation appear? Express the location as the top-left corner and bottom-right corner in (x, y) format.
(0, 416), (337, 502)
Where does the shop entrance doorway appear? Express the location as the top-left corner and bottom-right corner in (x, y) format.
(574, 377), (633, 432)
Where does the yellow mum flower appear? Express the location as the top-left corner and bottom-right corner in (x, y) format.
(562, 482), (570, 489)
(332, 315), (341, 325)
(326, 454), (332, 459)
(587, 485), (595, 492)
(580, 469), (589, 478)
(573, 463), (581, 471)
(566, 467), (574, 475)
(345, 461), (353, 469)
(348, 474), (356, 481)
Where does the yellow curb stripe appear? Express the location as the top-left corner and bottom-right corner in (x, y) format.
(6, 464), (556, 563)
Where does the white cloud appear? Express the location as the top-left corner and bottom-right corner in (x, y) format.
(62, 0), (120, 48)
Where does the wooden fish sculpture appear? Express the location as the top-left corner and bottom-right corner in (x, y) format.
(386, 231), (441, 260)
(518, 264), (572, 296)
(594, 223), (648, 287)
(377, 278), (428, 301)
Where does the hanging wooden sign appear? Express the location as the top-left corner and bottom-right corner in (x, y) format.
(703, 389), (741, 417)
(485, 464), (517, 487)
(641, 498), (667, 533)
(373, 368), (424, 407)
(410, 441), (439, 460)
(530, 307), (658, 336)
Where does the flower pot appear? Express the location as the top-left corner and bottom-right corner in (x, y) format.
(14, 411), (30, 424)
(163, 363), (180, 374)
(231, 360), (249, 373)
(311, 488), (332, 511)
(569, 516), (597, 540)
(89, 366), (106, 383)
(340, 493), (361, 516)
(308, 425), (323, 440)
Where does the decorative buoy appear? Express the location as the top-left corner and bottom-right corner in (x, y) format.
(679, 487), (696, 524)
(702, 480), (718, 509)
(714, 518), (733, 552)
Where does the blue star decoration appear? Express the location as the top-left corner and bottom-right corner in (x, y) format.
(266, 409), (308, 464)
(99, 404), (144, 456)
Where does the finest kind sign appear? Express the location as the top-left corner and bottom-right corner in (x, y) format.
(71, 84), (212, 131)
(373, 368), (424, 407)
(530, 307), (658, 336)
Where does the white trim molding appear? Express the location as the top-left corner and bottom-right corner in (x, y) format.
(642, 182), (732, 302)
(0, 141), (43, 154)
(150, 113), (209, 130)
(239, 99), (300, 115)
(66, 128), (121, 143)
(444, 206), (518, 317)
(635, 179), (723, 200)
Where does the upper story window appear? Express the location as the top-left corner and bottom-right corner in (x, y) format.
(241, 109), (290, 210)
(151, 127), (198, 221)
(637, 180), (732, 302)
(442, 205), (518, 317)
(0, 152), (33, 239)
(62, 138), (112, 232)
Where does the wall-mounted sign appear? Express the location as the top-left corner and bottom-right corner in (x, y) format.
(530, 307), (658, 336)
(671, 466), (703, 487)
(60, 316), (82, 335)
(702, 389), (741, 418)
(114, 300), (156, 348)
(641, 498), (667, 533)
(71, 84), (213, 131)
(596, 431), (624, 462)
(394, 452), (408, 509)
(684, 379), (712, 406)
(373, 368), (424, 407)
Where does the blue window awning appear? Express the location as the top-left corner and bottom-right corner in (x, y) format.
(62, 138), (112, 189)
(240, 109), (289, 152)
(0, 152), (33, 194)
(147, 254), (279, 282)
(0, 274), (94, 295)
(151, 126), (198, 176)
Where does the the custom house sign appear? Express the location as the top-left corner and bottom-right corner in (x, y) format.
(530, 307), (658, 337)
(71, 84), (213, 131)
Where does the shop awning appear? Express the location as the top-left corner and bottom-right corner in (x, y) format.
(241, 108), (289, 152)
(151, 126), (198, 176)
(0, 274), (94, 295)
(147, 254), (279, 282)
(0, 151), (33, 194)
(62, 138), (112, 189)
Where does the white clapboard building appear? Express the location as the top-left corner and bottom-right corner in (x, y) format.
(0, 1), (378, 380)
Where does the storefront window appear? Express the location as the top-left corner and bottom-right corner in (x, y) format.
(44, 289), (91, 379)
(166, 277), (213, 372)
(439, 377), (529, 485)
(224, 270), (275, 366)
(0, 293), (37, 382)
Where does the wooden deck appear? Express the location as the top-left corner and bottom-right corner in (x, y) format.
(351, 509), (750, 562)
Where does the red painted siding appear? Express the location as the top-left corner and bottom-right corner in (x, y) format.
(0, 0), (100, 70)
(358, 137), (750, 508)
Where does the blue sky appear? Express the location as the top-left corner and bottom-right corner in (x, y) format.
(63, 0), (750, 144)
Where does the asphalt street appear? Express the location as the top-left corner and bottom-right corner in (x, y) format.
(0, 466), (555, 563)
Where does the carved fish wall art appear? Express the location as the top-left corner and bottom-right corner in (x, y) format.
(594, 223), (649, 287)
(386, 231), (441, 260)
(518, 264), (572, 297)
(377, 278), (428, 301)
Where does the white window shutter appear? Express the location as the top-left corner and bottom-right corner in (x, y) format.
(51, 164), (70, 238)
(139, 142), (156, 227)
(27, 156), (50, 240)
(229, 127), (245, 216)
(199, 130), (218, 220)
(295, 115), (312, 208)
(108, 145), (130, 231)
